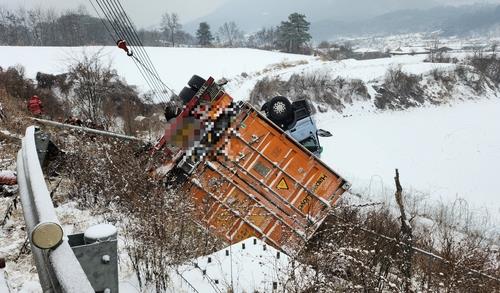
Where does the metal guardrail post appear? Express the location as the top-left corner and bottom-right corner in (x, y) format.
(17, 126), (94, 293)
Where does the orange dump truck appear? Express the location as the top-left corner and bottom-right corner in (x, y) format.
(157, 75), (350, 254)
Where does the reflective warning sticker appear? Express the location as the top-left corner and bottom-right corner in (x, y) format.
(276, 178), (289, 190)
(312, 174), (327, 193)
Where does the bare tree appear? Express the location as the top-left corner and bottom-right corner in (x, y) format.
(217, 21), (244, 47)
(491, 41), (498, 58)
(248, 27), (279, 49)
(67, 50), (116, 127)
(161, 12), (181, 47)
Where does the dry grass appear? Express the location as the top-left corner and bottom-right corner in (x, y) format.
(0, 90), (32, 136)
(295, 195), (500, 292)
(50, 132), (224, 290)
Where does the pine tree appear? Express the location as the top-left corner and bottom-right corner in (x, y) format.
(196, 22), (213, 46)
(278, 13), (311, 53)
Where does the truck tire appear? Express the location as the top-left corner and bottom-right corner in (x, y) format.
(179, 86), (196, 104)
(268, 96), (293, 125)
(188, 75), (206, 91)
(164, 103), (179, 121)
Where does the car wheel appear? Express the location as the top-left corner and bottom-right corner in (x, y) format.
(268, 96), (293, 124)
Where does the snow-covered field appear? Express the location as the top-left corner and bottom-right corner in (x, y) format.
(1, 46), (499, 222)
(0, 46), (455, 100)
(0, 46), (314, 98)
(319, 99), (500, 224)
(1, 44), (500, 291)
(2, 46), (499, 221)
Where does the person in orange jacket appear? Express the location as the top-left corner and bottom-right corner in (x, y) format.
(27, 95), (43, 116)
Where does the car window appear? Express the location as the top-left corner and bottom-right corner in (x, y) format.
(300, 137), (319, 152)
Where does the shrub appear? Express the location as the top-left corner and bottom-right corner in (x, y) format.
(249, 73), (369, 112)
(53, 133), (224, 290)
(375, 67), (424, 110)
(0, 65), (36, 100)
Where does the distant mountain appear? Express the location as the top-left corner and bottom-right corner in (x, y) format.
(183, 0), (436, 35)
(311, 4), (500, 40)
(184, 2), (500, 41)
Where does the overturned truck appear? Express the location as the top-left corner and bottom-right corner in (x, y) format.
(152, 75), (350, 254)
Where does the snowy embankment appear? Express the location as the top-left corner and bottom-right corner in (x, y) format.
(1, 46), (498, 224)
(0, 46), (314, 98)
(0, 46), (450, 100)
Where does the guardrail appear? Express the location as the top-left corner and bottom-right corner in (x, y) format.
(17, 126), (94, 293)
(33, 118), (147, 142)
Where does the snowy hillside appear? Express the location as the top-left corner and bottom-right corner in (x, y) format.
(0, 46), (314, 98)
(1, 44), (499, 292)
(0, 46), (454, 101)
(1, 45), (498, 224)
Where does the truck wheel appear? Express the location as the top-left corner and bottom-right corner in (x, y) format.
(188, 75), (206, 91)
(268, 96), (293, 124)
(164, 103), (179, 121)
(179, 86), (196, 104)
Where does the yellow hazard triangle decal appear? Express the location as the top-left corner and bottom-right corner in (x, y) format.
(276, 178), (289, 190)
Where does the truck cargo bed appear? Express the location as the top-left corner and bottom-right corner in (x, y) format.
(182, 103), (349, 253)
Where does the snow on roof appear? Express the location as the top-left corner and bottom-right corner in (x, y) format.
(167, 237), (309, 292)
(389, 46), (428, 54)
(353, 48), (381, 53)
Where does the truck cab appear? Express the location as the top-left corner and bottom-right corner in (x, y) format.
(261, 97), (331, 157)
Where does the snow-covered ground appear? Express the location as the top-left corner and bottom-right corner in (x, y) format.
(166, 237), (298, 293)
(318, 99), (500, 224)
(1, 45), (498, 224)
(119, 237), (312, 293)
(1, 44), (499, 291)
(0, 46), (314, 98)
(0, 46), (454, 101)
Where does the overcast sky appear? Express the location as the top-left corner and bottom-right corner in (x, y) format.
(2, 0), (500, 28)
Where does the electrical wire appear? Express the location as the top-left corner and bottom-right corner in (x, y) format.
(105, 0), (176, 101)
(103, 0), (171, 102)
(96, 0), (170, 103)
(92, 0), (164, 103)
(89, 0), (176, 103)
(88, 0), (116, 43)
(110, 0), (177, 98)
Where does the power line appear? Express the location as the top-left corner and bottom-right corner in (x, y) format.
(103, 0), (170, 102)
(89, 0), (175, 103)
(87, 0), (116, 43)
(104, 0), (175, 102)
(91, 0), (169, 104)
(110, 0), (178, 99)
(96, 0), (168, 103)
